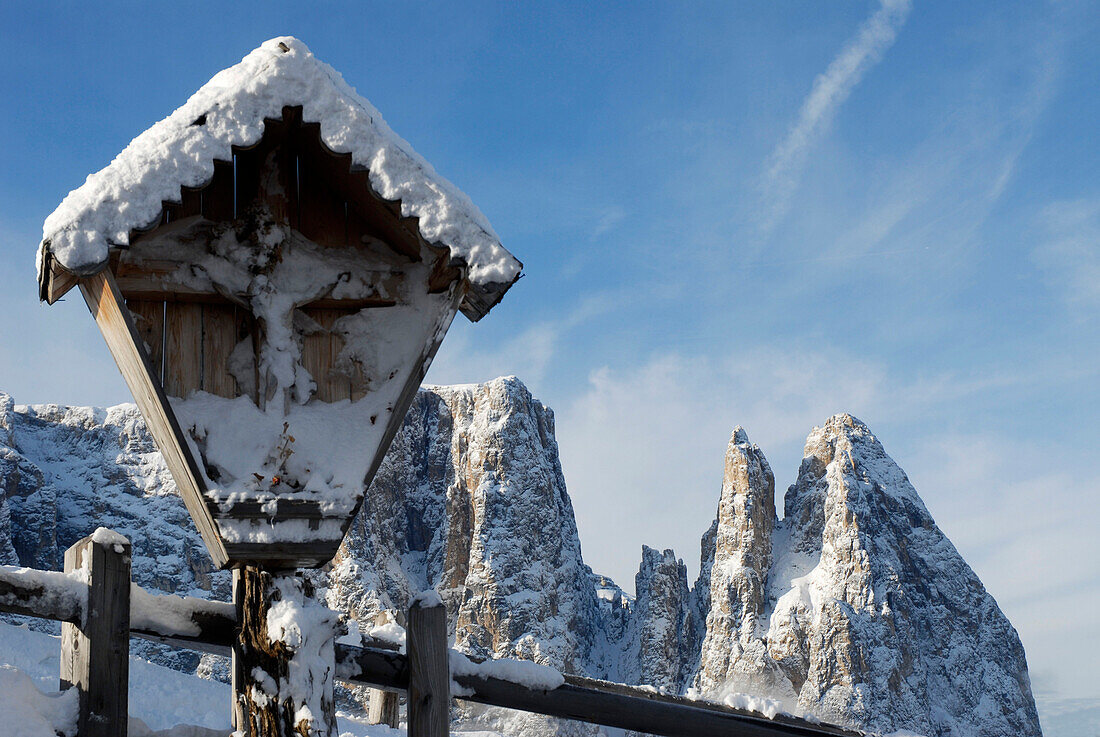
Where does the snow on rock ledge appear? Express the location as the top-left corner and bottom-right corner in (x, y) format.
(38, 36), (521, 297)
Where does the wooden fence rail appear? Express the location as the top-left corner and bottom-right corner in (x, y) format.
(0, 530), (863, 737)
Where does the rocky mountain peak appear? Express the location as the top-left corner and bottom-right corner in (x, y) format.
(758, 413), (1042, 736)
(695, 426), (788, 699)
(0, 387), (1042, 737)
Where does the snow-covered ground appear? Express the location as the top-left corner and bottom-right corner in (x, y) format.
(0, 619), (419, 737)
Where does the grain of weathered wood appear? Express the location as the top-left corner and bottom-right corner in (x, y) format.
(222, 541), (343, 570)
(116, 278), (241, 305)
(126, 300), (165, 383)
(301, 307), (350, 403)
(60, 532), (131, 737)
(368, 688), (401, 728)
(233, 567), (338, 737)
(79, 271), (227, 568)
(407, 599), (450, 737)
(165, 301), (203, 398)
(367, 611), (402, 727)
(117, 274), (396, 309)
(44, 257), (81, 304)
(163, 187), (203, 222)
(452, 672), (862, 737)
(202, 303), (240, 397)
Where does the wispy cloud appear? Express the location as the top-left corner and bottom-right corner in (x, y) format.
(425, 292), (621, 390)
(1031, 197), (1100, 313)
(758, 0), (912, 234)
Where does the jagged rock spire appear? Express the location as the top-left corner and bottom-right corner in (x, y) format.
(695, 426), (792, 700)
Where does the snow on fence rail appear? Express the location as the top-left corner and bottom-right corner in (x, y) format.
(0, 529), (863, 737)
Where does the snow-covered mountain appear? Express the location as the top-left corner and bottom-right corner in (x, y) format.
(691, 417), (1041, 737)
(0, 379), (1041, 736)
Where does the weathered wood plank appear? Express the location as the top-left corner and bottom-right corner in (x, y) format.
(126, 300), (165, 383)
(301, 307), (350, 403)
(221, 542), (342, 570)
(203, 159), (236, 222)
(79, 271), (227, 568)
(164, 301), (203, 397)
(367, 611), (402, 727)
(298, 155), (348, 249)
(117, 276), (395, 309)
(60, 532), (131, 737)
(453, 672), (861, 737)
(368, 688), (401, 728)
(163, 187), (203, 222)
(219, 497), (328, 519)
(44, 258), (81, 304)
(407, 598), (450, 737)
(202, 303), (239, 397)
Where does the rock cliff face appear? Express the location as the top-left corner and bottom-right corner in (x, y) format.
(694, 428), (792, 701)
(324, 378), (600, 677)
(686, 416), (1044, 735)
(0, 384), (1041, 736)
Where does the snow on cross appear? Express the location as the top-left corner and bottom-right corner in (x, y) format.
(35, 36), (521, 571)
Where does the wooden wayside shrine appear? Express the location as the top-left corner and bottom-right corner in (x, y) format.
(34, 37), (525, 736)
(43, 105), (504, 570)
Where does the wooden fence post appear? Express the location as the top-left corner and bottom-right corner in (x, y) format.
(60, 529), (132, 737)
(367, 610), (401, 728)
(407, 596), (450, 737)
(368, 687), (400, 728)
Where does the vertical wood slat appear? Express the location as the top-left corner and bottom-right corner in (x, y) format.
(407, 598), (450, 737)
(368, 610), (403, 727)
(127, 300), (165, 382)
(301, 307), (350, 403)
(203, 160), (236, 222)
(80, 272), (228, 568)
(368, 689), (400, 728)
(298, 155), (348, 249)
(202, 304), (239, 397)
(60, 531), (131, 737)
(164, 302), (203, 398)
(163, 187), (203, 222)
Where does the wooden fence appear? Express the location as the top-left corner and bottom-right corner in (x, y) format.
(0, 530), (863, 737)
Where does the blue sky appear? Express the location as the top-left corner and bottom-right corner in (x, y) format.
(1, 0), (1097, 715)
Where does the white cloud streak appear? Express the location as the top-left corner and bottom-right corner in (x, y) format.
(1032, 197), (1100, 313)
(759, 0), (913, 233)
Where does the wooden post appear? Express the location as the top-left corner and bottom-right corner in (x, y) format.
(368, 687), (400, 728)
(60, 529), (132, 737)
(367, 610), (401, 728)
(232, 566), (338, 737)
(407, 596), (450, 737)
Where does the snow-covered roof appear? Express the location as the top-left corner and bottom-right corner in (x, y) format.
(37, 36), (521, 319)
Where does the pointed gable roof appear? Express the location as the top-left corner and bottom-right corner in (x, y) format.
(36, 37), (521, 320)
